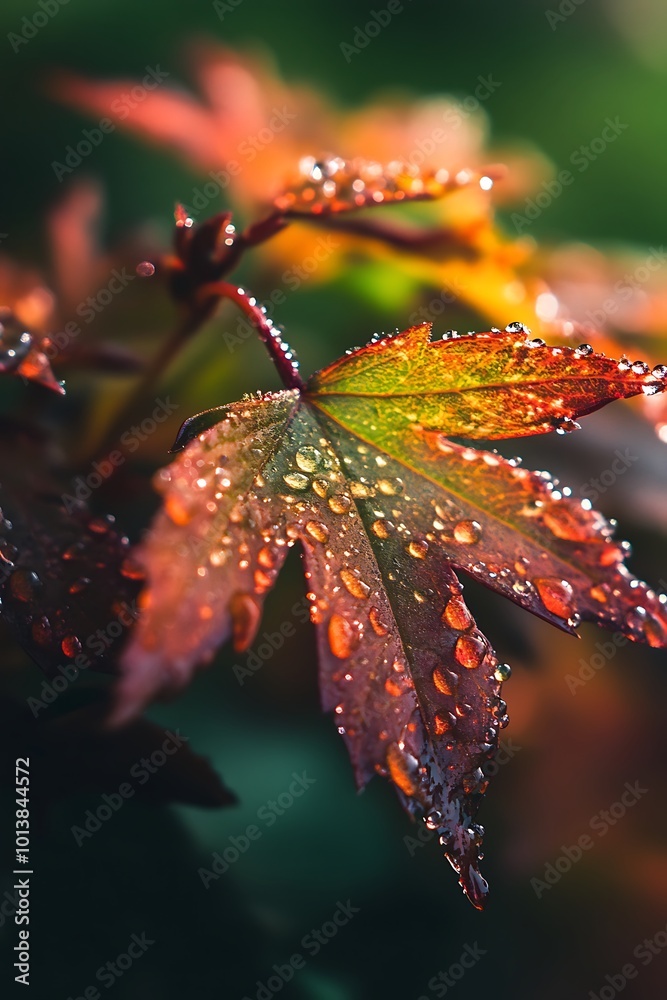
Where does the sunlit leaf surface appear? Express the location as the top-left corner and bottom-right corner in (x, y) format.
(120, 323), (667, 908)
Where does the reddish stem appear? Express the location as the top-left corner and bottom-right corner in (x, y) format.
(197, 281), (304, 391)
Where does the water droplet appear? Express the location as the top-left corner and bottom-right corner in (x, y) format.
(340, 568), (370, 599)
(305, 520), (329, 543)
(295, 446), (323, 473)
(442, 596), (473, 631)
(328, 494), (351, 514)
(69, 576), (91, 595)
(229, 592), (260, 651)
(589, 583), (610, 604)
(369, 606), (389, 635)
(136, 260), (156, 277)
(283, 472), (309, 491)
(433, 666), (455, 695)
(433, 712), (452, 736)
(312, 478), (329, 497)
(31, 616), (52, 646)
(61, 634), (82, 658)
(377, 478), (402, 496)
(631, 360), (649, 375)
(385, 677), (404, 697)
(408, 539), (428, 559)
(386, 742), (417, 795)
(120, 556), (145, 580)
(652, 364), (667, 379)
(328, 613), (357, 659)
(371, 519), (394, 538)
(453, 519), (482, 544)
(257, 546), (275, 569)
(350, 481), (372, 499)
(9, 569), (41, 602)
(574, 343), (593, 357)
(534, 577), (574, 618)
(454, 633), (486, 669)
(494, 662), (512, 682)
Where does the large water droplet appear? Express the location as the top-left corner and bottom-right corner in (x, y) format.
(340, 568), (370, 599)
(305, 520), (329, 543)
(408, 539), (428, 559)
(534, 577), (574, 618)
(454, 633), (486, 669)
(442, 596), (473, 631)
(328, 613), (357, 658)
(283, 472), (309, 491)
(494, 662), (512, 682)
(295, 447), (323, 473)
(328, 494), (351, 514)
(453, 519), (482, 544)
(369, 606), (389, 635)
(371, 519), (394, 538)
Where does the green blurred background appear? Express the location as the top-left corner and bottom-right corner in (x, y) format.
(2, 1), (667, 998)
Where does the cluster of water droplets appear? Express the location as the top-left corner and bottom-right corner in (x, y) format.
(274, 155), (491, 215)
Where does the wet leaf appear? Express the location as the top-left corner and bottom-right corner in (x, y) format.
(274, 157), (495, 217)
(0, 309), (63, 394)
(119, 323), (667, 909)
(0, 420), (142, 679)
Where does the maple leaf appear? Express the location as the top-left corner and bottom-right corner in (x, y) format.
(118, 322), (667, 909)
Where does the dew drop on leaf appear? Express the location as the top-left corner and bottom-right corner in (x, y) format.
(340, 568), (371, 599)
(295, 446), (323, 472)
(328, 612), (357, 659)
(494, 662), (512, 682)
(371, 518), (394, 538)
(328, 494), (351, 514)
(61, 635), (82, 658)
(312, 478), (329, 497)
(368, 606), (389, 635)
(442, 595), (473, 631)
(229, 591), (261, 652)
(9, 569), (41, 602)
(305, 520), (330, 543)
(283, 472), (309, 490)
(433, 665), (455, 695)
(454, 633), (486, 669)
(534, 577), (575, 619)
(453, 519), (482, 544)
(408, 539), (429, 559)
